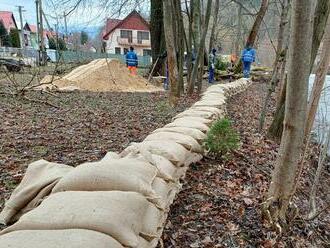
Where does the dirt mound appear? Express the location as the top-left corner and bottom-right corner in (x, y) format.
(41, 59), (161, 92)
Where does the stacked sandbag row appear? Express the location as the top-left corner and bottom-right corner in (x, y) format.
(0, 78), (251, 248)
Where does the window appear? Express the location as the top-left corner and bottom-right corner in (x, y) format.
(143, 49), (152, 56)
(137, 31), (149, 43)
(120, 30), (132, 43)
(124, 48), (129, 54)
(115, 47), (121, 54)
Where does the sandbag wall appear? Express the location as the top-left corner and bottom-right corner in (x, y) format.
(0, 78), (251, 248)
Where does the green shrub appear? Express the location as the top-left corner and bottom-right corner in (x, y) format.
(215, 56), (228, 71)
(204, 118), (239, 157)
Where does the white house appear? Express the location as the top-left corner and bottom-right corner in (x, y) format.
(102, 10), (151, 56)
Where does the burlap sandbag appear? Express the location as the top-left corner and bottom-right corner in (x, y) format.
(165, 119), (209, 133)
(144, 131), (203, 153)
(190, 106), (224, 116)
(0, 160), (73, 225)
(152, 127), (206, 144)
(193, 99), (226, 108)
(122, 148), (186, 181)
(152, 177), (179, 210)
(121, 141), (189, 166)
(0, 229), (123, 248)
(1, 191), (161, 248)
(100, 151), (120, 161)
(174, 109), (219, 120)
(52, 158), (163, 205)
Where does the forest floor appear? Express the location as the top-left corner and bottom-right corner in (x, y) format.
(161, 81), (330, 248)
(0, 90), (198, 211)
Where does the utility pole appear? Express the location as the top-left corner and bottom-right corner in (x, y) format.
(38, 0), (46, 65)
(64, 11), (68, 38)
(17, 6), (25, 50)
(35, 0), (40, 65)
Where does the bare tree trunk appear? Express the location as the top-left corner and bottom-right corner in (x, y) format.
(234, 5), (242, 57)
(208, 0), (220, 52)
(268, 0), (330, 139)
(259, 0), (291, 130)
(264, 0), (313, 225)
(187, 0), (201, 94)
(174, 0), (185, 95)
(186, 0), (194, 85)
(305, 20), (330, 137)
(308, 127), (330, 219)
(188, 0), (212, 94)
(234, 0), (269, 73)
(310, 0), (330, 71)
(163, 0), (179, 106)
(150, 0), (166, 76)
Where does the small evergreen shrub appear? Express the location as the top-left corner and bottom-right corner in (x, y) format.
(215, 56), (229, 71)
(204, 118), (240, 157)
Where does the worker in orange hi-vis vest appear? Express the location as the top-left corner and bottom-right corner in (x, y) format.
(125, 46), (138, 75)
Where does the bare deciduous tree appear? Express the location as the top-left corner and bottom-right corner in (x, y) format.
(264, 0), (313, 225)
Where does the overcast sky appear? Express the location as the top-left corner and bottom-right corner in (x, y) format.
(0, 0), (149, 37)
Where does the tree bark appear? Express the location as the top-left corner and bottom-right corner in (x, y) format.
(259, 0), (291, 130)
(268, 0), (330, 139)
(208, 0), (220, 53)
(305, 21), (330, 139)
(150, 0), (166, 76)
(234, 5), (242, 57)
(265, 0), (313, 225)
(310, 0), (330, 72)
(188, 0), (213, 95)
(234, 0), (269, 73)
(163, 0), (179, 106)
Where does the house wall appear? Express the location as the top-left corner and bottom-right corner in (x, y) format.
(105, 28), (151, 56)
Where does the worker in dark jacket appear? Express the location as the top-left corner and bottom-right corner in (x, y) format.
(241, 45), (256, 78)
(126, 46), (138, 75)
(208, 48), (216, 84)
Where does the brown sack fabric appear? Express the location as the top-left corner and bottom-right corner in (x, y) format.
(0, 160), (73, 225)
(165, 119), (210, 133)
(1, 191), (161, 247)
(152, 127), (207, 144)
(52, 158), (160, 202)
(121, 141), (190, 166)
(145, 132), (203, 153)
(0, 229), (124, 248)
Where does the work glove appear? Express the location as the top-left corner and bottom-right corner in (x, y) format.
(211, 64), (215, 69)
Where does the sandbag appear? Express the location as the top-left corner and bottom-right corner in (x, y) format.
(144, 131), (203, 153)
(100, 151), (120, 161)
(121, 141), (189, 166)
(0, 160), (73, 225)
(123, 150), (186, 181)
(0, 229), (123, 248)
(190, 106), (224, 116)
(152, 127), (206, 143)
(52, 158), (164, 205)
(193, 99), (226, 108)
(174, 109), (219, 120)
(1, 191), (161, 248)
(165, 119), (209, 133)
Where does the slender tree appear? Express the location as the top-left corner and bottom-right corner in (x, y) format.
(264, 0), (313, 225)
(163, 0), (179, 106)
(268, 0), (330, 139)
(188, 0), (212, 95)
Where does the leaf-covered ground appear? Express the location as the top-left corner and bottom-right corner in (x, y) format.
(0, 91), (198, 210)
(161, 81), (329, 247)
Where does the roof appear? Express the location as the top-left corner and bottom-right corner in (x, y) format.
(0, 11), (17, 31)
(103, 10), (150, 40)
(24, 23), (37, 33)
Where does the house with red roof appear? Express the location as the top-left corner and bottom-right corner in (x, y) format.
(102, 10), (151, 56)
(0, 11), (17, 32)
(24, 22), (55, 49)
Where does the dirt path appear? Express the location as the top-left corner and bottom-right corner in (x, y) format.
(0, 91), (199, 210)
(161, 81), (329, 247)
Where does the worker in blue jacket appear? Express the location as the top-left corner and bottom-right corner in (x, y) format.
(126, 46), (138, 75)
(241, 45), (256, 78)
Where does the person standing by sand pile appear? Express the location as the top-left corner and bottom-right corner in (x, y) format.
(126, 46), (138, 75)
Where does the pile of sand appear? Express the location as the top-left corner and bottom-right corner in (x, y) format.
(40, 59), (161, 92)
